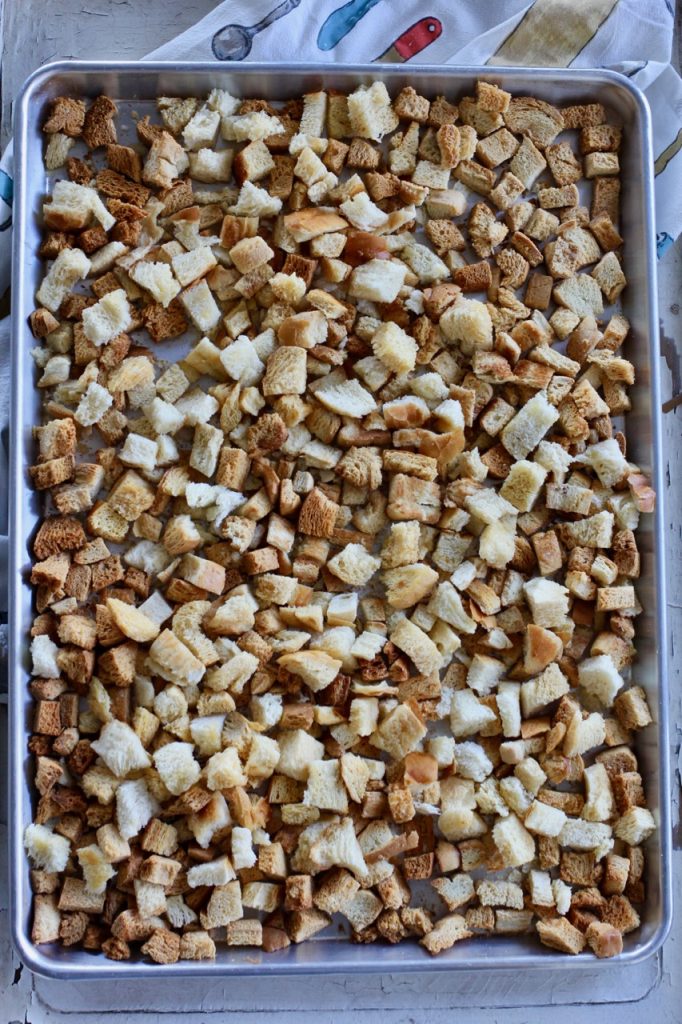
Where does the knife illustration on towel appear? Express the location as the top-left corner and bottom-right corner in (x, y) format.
(317, 0), (382, 51)
(374, 16), (442, 63)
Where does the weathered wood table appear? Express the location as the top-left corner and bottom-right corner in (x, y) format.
(0, 2), (680, 1020)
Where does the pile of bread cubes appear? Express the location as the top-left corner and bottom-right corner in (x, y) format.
(24, 77), (656, 965)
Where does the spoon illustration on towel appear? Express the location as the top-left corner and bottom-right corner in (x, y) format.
(212, 0), (302, 61)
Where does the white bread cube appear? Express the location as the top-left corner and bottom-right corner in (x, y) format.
(175, 388), (220, 426)
(220, 335), (264, 386)
(467, 653), (505, 696)
(188, 792), (231, 850)
(521, 663), (570, 716)
(308, 817), (368, 878)
(315, 378), (377, 417)
(402, 242), (449, 284)
(492, 813), (536, 867)
(347, 82), (398, 141)
(189, 715), (225, 757)
(91, 719), (152, 777)
(559, 818), (612, 852)
(564, 709), (606, 757)
(82, 288), (133, 347)
(44, 179), (114, 231)
(465, 489), (517, 525)
(453, 742), (494, 782)
(477, 879), (524, 909)
(180, 279), (221, 334)
(189, 147), (233, 182)
(476, 778), (508, 817)
(479, 519), (516, 569)
(231, 826), (257, 870)
(500, 776), (533, 815)
(614, 807), (656, 846)
(576, 438), (630, 488)
(328, 544), (381, 587)
(349, 697), (379, 738)
(525, 799), (566, 837)
(500, 460), (547, 512)
(24, 824), (70, 872)
(278, 650), (343, 691)
(182, 106), (220, 150)
(450, 689), (497, 738)
(190, 423), (223, 478)
(144, 397), (185, 435)
(340, 191), (388, 231)
(187, 856), (235, 889)
(88, 241), (128, 277)
(129, 260), (181, 308)
(583, 762), (615, 822)
(120, 433), (158, 473)
(31, 634), (60, 677)
(439, 808), (487, 843)
(390, 617), (443, 676)
(529, 870), (554, 907)
(502, 391), (559, 460)
(222, 111), (282, 143)
(348, 258), (406, 303)
(295, 146), (329, 187)
(251, 692), (283, 730)
(230, 181), (282, 217)
(524, 578), (570, 628)
(172, 246), (217, 287)
(304, 759), (349, 813)
(496, 681), (521, 737)
(116, 779), (161, 840)
(77, 844), (116, 895)
(579, 654), (624, 708)
(153, 742), (201, 795)
(147, 629), (206, 686)
(371, 321), (417, 375)
(427, 582), (476, 634)
(244, 732), (280, 783)
(515, 758), (546, 795)
(277, 729), (325, 781)
(535, 440), (573, 483)
(75, 381), (113, 427)
(562, 510), (614, 548)
(206, 747), (246, 790)
(440, 299), (493, 353)
(350, 631), (385, 661)
(166, 896), (197, 930)
(36, 247), (91, 312)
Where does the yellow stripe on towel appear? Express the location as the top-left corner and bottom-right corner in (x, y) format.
(488, 0), (619, 68)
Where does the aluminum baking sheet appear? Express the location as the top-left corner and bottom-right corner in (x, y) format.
(8, 61), (672, 979)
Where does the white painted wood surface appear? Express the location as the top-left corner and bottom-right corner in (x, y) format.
(0, 3), (680, 1019)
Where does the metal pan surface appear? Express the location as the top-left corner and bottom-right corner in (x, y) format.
(9, 61), (672, 979)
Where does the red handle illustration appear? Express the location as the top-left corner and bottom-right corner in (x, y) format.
(376, 16), (442, 63)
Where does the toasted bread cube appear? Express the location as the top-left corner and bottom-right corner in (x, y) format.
(371, 321), (418, 375)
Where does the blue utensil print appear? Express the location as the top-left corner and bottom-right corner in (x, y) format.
(212, 0), (302, 61)
(317, 0), (382, 51)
